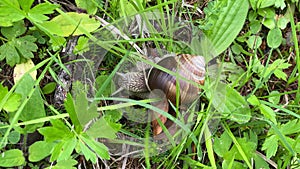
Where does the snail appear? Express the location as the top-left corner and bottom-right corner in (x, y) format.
(148, 54), (205, 105)
(115, 53), (206, 135)
(117, 54), (205, 105)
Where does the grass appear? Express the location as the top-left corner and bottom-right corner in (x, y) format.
(0, 0), (299, 168)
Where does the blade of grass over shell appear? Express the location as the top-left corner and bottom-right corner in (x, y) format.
(130, 54), (205, 91)
(95, 50), (129, 97)
(97, 98), (159, 111)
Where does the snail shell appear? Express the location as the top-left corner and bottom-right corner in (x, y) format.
(147, 54), (205, 105)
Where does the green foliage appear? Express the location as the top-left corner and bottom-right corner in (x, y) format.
(248, 95), (277, 124)
(214, 130), (270, 169)
(0, 0), (299, 168)
(0, 149), (25, 167)
(44, 159), (77, 169)
(29, 141), (56, 162)
(0, 21), (38, 66)
(206, 83), (251, 124)
(41, 82), (57, 94)
(0, 0), (58, 27)
(0, 128), (21, 148)
(74, 36), (89, 54)
(251, 56), (291, 82)
(203, 0), (249, 55)
(40, 12), (100, 37)
(13, 74), (45, 133)
(0, 83), (21, 112)
(267, 28), (282, 48)
(28, 87), (121, 164)
(75, 0), (103, 14)
(95, 75), (115, 97)
(119, 0), (145, 17)
(262, 120), (300, 158)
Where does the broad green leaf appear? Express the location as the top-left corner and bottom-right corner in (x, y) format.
(50, 141), (64, 162)
(13, 58), (37, 84)
(249, 20), (261, 34)
(286, 137), (300, 153)
(119, 0), (144, 17)
(0, 149), (25, 167)
(277, 16), (289, 29)
(29, 141), (56, 162)
(86, 116), (119, 139)
(279, 120), (300, 135)
(207, 83), (251, 124)
(75, 92), (98, 127)
(262, 135), (278, 158)
(246, 35), (262, 49)
(205, 0), (249, 55)
(80, 133), (110, 159)
(0, 0), (25, 26)
(267, 28), (282, 48)
(105, 110), (123, 122)
(42, 82), (57, 94)
(45, 159), (77, 169)
(247, 95), (260, 106)
(95, 75), (115, 97)
(1, 20), (26, 39)
(222, 159), (245, 169)
(28, 2), (59, 23)
(8, 130), (20, 144)
(0, 83), (21, 112)
(74, 36), (89, 54)
(18, 0), (34, 12)
(253, 154), (270, 169)
(14, 36), (38, 58)
(38, 120), (73, 142)
(273, 61), (291, 81)
(0, 21), (34, 66)
(268, 91), (280, 104)
(57, 136), (77, 162)
(257, 7), (275, 18)
(0, 32), (37, 66)
(40, 12), (100, 37)
(13, 74), (45, 133)
(49, 36), (66, 51)
(213, 132), (232, 157)
(259, 104), (277, 124)
(224, 137), (256, 161)
(64, 93), (82, 133)
(262, 18), (276, 29)
(249, 0), (259, 10)
(258, 0), (275, 8)
(274, 0), (286, 9)
(38, 126), (66, 142)
(79, 139), (97, 163)
(265, 59), (290, 81)
(75, 0), (98, 14)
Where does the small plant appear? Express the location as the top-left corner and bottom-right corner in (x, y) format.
(0, 0), (299, 168)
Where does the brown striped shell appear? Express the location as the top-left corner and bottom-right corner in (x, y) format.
(147, 54), (205, 105)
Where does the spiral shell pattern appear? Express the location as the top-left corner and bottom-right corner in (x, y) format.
(148, 54), (205, 105)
